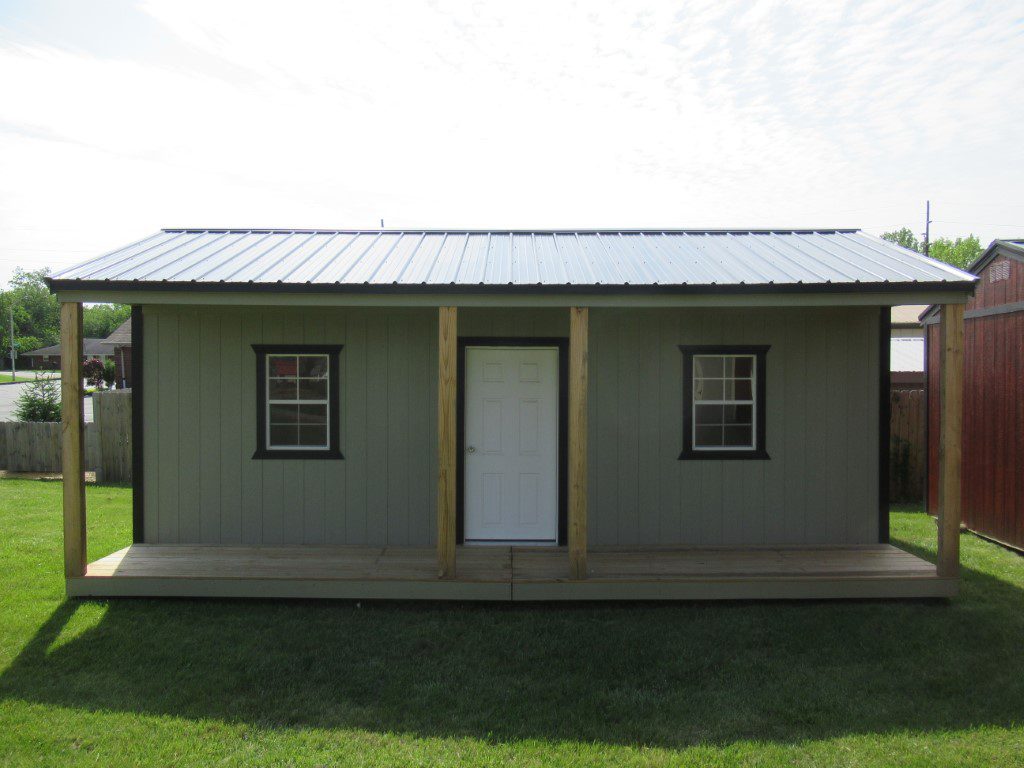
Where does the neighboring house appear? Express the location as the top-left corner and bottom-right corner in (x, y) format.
(21, 338), (112, 369)
(102, 318), (132, 388)
(923, 239), (1024, 552)
(47, 228), (975, 601)
(890, 305), (926, 390)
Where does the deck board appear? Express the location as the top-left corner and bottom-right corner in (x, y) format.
(71, 543), (955, 601)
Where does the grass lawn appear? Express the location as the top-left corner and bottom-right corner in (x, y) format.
(1, 481), (1023, 766)
(0, 373), (36, 384)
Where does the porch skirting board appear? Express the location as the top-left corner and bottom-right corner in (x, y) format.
(67, 544), (957, 601)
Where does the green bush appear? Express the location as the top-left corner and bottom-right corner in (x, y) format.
(14, 376), (61, 422)
(103, 358), (116, 388)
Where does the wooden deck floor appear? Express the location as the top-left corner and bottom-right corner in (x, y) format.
(68, 543), (956, 601)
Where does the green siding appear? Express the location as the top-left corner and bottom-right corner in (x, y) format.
(585, 307), (880, 546)
(142, 305), (879, 547)
(142, 306), (438, 547)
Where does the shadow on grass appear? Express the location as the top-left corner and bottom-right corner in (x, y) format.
(2, 556), (1023, 748)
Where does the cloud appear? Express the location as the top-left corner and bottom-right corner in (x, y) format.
(0, 0), (1022, 280)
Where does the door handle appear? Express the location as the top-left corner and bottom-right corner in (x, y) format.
(466, 446), (476, 454)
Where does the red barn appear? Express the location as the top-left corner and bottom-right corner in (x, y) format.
(924, 239), (1024, 551)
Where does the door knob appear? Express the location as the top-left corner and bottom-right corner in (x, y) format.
(466, 446), (476, 453)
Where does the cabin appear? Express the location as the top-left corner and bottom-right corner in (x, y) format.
(47, 228), (975, 601)
(923, 239), (1024, 552)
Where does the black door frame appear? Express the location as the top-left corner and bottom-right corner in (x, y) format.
(456, 337), (569, 546)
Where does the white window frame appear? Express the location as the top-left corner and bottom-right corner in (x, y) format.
(691, 353), (757, 452)
(265, 353), (331, 451)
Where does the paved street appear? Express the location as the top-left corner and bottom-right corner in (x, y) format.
(0, 377), (93, 422)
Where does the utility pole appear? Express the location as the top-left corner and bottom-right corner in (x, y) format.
(8, 306), (15, 380)
(923, 200), (932, 258)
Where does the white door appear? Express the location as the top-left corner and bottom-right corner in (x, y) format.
(464, 346), (559, 544)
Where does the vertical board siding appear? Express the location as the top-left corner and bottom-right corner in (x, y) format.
(926, 253), (1024, 552)
(156, 310), (179, 542)
(144, 306), (437, 547)
(219, 313), (243, 543)
(364, 315), (389, 544)
(343, 312), (368, 545)
(144, 305), (879, 548)
(586, 307), (879, 546)
(198, 313), (221, 543)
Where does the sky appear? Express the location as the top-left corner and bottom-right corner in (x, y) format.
(0, 0), (1022, 285)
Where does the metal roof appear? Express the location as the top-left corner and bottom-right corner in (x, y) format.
(49, 228), (977, 294)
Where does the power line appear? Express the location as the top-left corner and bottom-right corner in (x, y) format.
(931, 219), (1024, 228)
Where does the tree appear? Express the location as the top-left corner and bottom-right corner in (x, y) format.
(14, 376), (61, 422)
(881, 228), (983, 271)
(0, 268), (60, 358)
(928, 235), (983, 271)
(0, 269), (129, 361)
(881, 227), (920, 252)
(83, 303), (131, 338)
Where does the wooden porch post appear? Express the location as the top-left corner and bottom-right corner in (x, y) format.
(569, 307), (588, 579)
(60, 301), (87, 579)
(437, 306), (457, 579)
(937, 302), (964, 578)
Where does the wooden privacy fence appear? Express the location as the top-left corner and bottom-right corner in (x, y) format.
(890, 387), (925, 503)
(0, 390), (132, 482)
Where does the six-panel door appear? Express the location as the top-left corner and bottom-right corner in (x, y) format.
(464, 346), (559, 543)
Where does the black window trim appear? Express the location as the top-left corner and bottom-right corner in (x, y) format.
(678, 344), (770, 461)
(252, 343), (344, 460)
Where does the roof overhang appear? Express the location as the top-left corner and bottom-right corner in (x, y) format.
(50, 281), (972, 309)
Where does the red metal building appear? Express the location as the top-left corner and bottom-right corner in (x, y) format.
(924, 239), (1024, 550)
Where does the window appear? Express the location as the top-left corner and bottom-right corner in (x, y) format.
(253, 345), (343, 459)
(678, 345), (769, 460)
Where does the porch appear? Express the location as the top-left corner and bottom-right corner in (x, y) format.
(68, 542), (955, 601)
(55, 299), (967, 601)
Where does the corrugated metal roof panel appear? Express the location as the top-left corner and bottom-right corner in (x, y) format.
(50, 228), (978, 291)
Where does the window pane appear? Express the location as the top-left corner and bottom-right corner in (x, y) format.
(694, 378), (723, 401)
(733, 356), (753, 377)
(269, 356), (298, 377)
(694, 404), (723, 426)
(269, 424), (299, 446)
(269, 404), (299, 424)
(299, 356), (328, 378)
(694, 356), (723, 377)
(298, 404), (327, 424)
(269, 379), (297, 400)
(695, 425), (723, 447)
(732, 379), (753, 400)
(300, 424), (327, 447)
(722, 404), (753, 425)
(724, 425), (754, 447)
(298, 378), (328, 400)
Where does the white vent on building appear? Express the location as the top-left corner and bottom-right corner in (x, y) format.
(990, 261), (1011, 282)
